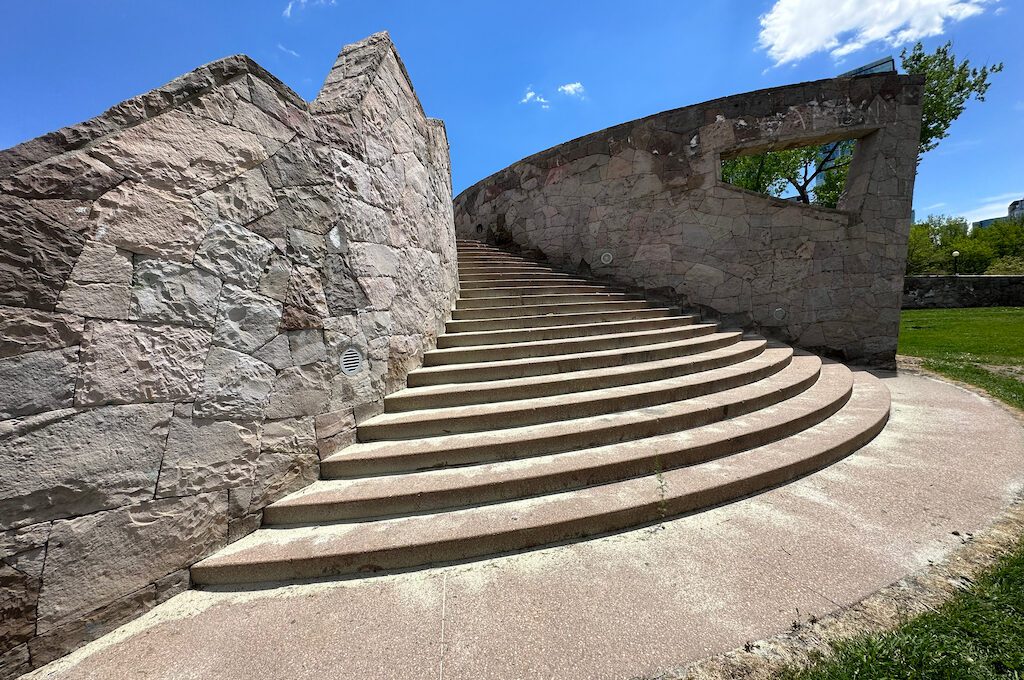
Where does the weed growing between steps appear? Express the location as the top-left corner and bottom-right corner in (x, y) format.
(779, 538), (1024, 679)
(898, 307), (1024, 410)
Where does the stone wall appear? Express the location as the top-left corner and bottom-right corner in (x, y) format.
(454, 74), (923, 367)
(0, 32), (456, 677)
(902, 276), (1024, 308)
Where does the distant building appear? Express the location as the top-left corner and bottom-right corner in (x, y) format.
(973, 199), (1024, 229)
(839, 57), (896, 77)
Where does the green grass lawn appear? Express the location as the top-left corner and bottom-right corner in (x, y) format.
(782, 540), (1024, 679)
(898, 307), (1024, 411)
(782, 307), (1024, 679)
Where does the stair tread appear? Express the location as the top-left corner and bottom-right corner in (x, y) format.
(191, 371), (887, 585)
(267, 362), (851, 523)
(425, 322), (717, 362)
(414, 330), (741, 378)
(363, 347), (793, 437)
(389, 339), (767, 410)
(436, 316), (697, 346)
(324, 354), (822, 473)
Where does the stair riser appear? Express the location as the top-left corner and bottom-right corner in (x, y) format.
(451, 300), (651, 321)
(410, 332), (738, 386)
(435, 317), (696, 348)
(326, 366), (819, 477)
(460, 278), (590, 289)
(445, 308), (676, 333)
(389, 342), (765, 411)
(456, 293), (633, 310)
(458, 286), (610, 301)
(268, 381), (848, 524)
(195, 398), (885, 585)
(424, 325), (716, 366)
(460, 271), (575, 281)
(361, 353), (791, 441)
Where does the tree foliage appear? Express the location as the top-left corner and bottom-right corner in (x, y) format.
(901, 41), (1003, 155)
(904, 215), (1024, 275)
(721, 41), (1002, 206)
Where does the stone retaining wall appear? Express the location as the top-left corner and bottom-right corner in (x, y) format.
(454, 74), (923, 367)
(0, 32), (456, 677)
(903, 275), (1024, 308)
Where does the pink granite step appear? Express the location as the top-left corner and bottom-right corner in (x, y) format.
(190, 371), (887, 586)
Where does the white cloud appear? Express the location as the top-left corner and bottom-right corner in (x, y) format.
(558, 82), (585, 97)
(759, 0), (991, 66)
(283, 0), (336, 19)
(277, 43), (301, 58)
(955, 191), (1023, 223)
(520, 87), (550, 109)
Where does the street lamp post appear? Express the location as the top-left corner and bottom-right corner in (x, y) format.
(952, 250), (960, 276)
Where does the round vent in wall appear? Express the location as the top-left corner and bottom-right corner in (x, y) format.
(340, 347), (364, 376)
(598, 250), (614, 265)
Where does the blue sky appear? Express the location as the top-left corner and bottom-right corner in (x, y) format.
(1, 1), (1020, 222)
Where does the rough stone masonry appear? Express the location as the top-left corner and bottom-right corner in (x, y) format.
(0, 32), (457, 678)
(454, 73), (924, 367)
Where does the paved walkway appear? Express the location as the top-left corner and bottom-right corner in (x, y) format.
(24, 372), (1024, 680)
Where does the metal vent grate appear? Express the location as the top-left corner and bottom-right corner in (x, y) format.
(340, 347), (364, 376)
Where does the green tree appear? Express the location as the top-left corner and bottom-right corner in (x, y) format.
(947, 237), (995, 274)
(722, 42), (1002, 204)
(901, 41), (1003, 155)
(905, 224), (939, 274)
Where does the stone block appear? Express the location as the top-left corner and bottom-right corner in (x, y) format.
(89, 108), (268, 196)
(0, 562), (38, 653)
(0, 403), (172, 529)
(130, 258), (223, 327)
(0, 307), (83, 358)
(0, 347), (78, 420)
(194, 222), (275, 289)
(262, 416), (317, 455)
(194, 346), (276, 420)
(265, 362), (333, 419)
(197, 168), (278, 226)
(55, 281), (130, 319)
(36, 493), (227, 634)
(69, 242), (133, 285)
(92, 182), (207, 262)
(281, 266), (329, 330)
(76, 321), (211, 406)
(249, 450), (319, 511)
(212, 284), (282, 353)
(155, 404), (260, 498)
(0, 151), (124, 200)
(0, 196), (86, 311)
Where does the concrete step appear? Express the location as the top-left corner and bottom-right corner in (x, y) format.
(450, 299), (652, 321)
(410, 330), (741, 386)
(445, 307), (680, 333)
(435, 316), (698, 348)
(423, 322), (717, 366)
(460, 277), (592, 289)
(460, 270), (576, 281)
(266, 362), (851, 524)
(325, 354), (821, 477)
(456, 292), (635, 309)
(360, 347), (793, 440)
(388, 339), (767, 411)
(190, 370), (887, 586)
(458, 284), (610, 300)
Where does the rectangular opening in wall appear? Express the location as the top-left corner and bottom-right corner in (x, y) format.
(720, 138), (857, 209)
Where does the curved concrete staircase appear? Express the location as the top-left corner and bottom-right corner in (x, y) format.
(191, 240), (891, 586)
